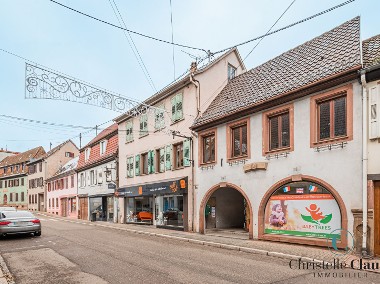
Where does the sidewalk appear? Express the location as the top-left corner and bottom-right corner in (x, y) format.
(0, 255), (14, 284)
(36, 212), (379, 273)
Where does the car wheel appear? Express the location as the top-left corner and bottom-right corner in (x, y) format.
(34, 231), (41, 237)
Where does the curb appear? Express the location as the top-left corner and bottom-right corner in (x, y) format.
(0, 255), (15, 284)
(35, 213), (380, 274)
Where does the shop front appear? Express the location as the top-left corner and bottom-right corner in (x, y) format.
(259, 178), (347, 248)
(89, 195), (114, 222)
(116, 177), (188, 230)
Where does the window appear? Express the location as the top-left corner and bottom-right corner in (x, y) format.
(56, 198), (59, 208)
(71, 175), (74, 188)
(174, 143), (184, 169)
(65, 152), (74, 158)
(171, 93), (183, 122)
(141, 153), (149, 175)
(126, 120), (134, 142)
(0, 181), (2, 188)
(127, 156), (134, 178)
(228, 64), (237, 81)
(39, 162), (42, 172)
(15, 193), (18, 202)
(156, 148), (165, 173)
(9, 193), (13, 202)
(15, 165), (19, 172)
(100, 140), (107, 155)
(21, 178), (24, 186)
(21, 192), (24, 202)
(29, 195), (31, 204)
(227, 119), (249, 159)
(90, 170), (96, 185)
(49, 198), (51, 208)
(48, 182), (51, 192)
(65, 177), (68, 189)
(80, 173), (85, 187)
(85, 148), (91, 161)
(155, 104), (165, 130)
(139, 114), (148, 137)
(310, 85), (353, 147)
(200, 130), (216, 164)
(4, 180), (7, 188)
(52, 198), (55, 208)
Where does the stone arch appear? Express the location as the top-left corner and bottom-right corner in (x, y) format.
(199, 182), (253, 239)
(258, 175), (348, 248)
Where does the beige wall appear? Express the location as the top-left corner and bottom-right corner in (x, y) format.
(366, 80), (380, 175)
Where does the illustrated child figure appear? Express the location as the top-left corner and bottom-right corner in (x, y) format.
(306, 203), (325, 221)
(269, 204), (286, 227)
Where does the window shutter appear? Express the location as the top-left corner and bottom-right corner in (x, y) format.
(165, 145), (172, 170)
(171, 96), (177, 122)
(160, 147), (165, 173)
(129, 157), (134, 177)
(176, 94), (183, 120)
(183, 139), (191, 167)
(98, 168), (103, 184)
(369, 86), (380, 139)
(151, 150), (155, 173)
(135, 154), (140, 176)
(148, 151), (153, 174)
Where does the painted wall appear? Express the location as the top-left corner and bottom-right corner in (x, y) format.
(194, 81), (363, 240)
(0, 176), (27, 209)
(117, 51), (245, 230)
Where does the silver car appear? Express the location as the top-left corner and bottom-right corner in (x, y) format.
(0, 210), (41, 237)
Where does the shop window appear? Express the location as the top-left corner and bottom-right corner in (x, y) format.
(126, 196), (153, 224)
(155, 104), (165, 130)
(264, 181), (341, 240)
(227, 118), (250, 160)
(171, 93), (183, 123)
(126, 120), (134, 142)
(127, 156), (134, 178)
(141, 152), (149, 175)
(310, 85), (353, 147)
(200, 129), (216, 165)
(139, 114), (148, 137)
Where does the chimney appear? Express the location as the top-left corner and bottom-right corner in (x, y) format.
(190, 62), (197, 74)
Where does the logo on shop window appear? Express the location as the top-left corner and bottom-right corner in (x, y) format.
(138, 186), (143, 195)
(301, 204), (332, 225)
(170, 182), (178, 193)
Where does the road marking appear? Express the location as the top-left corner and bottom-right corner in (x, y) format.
(49, 219), (58, 222)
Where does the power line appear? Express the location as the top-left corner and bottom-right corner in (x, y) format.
(48, 0), (206, 53)
(213, 0), (356, 55)
(108, 0), (157, 92)
(169, 0), (175, 80)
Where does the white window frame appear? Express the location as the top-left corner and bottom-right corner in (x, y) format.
(85, 148), (91, 161)
(100, 140), (107, 155)
(228, 64), (237, 81)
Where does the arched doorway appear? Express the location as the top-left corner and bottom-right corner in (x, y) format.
(199, 183), (253, 239)
(3, 194), (7, 205)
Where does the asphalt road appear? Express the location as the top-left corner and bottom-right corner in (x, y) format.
(0, 216), (379, 284)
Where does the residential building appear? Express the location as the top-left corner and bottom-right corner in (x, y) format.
(46, 156), (79, 217)
(76, 124), (118, 222)
(361, 34), (380, 256)
(0, 148), (19, 162)
(0, 146), (46, 208)
(191, 17), (362, 249)
(115, 48), (245, 231)
(27, 140), (79, 212)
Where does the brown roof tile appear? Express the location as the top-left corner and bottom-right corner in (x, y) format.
(362, 34), (380, 68)
(193, 17), (361, 128)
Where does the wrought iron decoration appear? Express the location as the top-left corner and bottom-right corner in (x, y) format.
(25, 63), (158, 116)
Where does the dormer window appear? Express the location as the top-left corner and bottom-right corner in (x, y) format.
(65, 152), (74, 158)
(100, 140), (107, 155)
(228, 64), (237, 81)
(85, 148), (91, 161)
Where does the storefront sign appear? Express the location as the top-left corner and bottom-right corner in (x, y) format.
(108, 182), (117, 190)
(116, 177), (188, 197)
(264, 183), (342, 239)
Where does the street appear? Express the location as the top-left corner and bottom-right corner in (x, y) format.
(0, 216), (379, 284)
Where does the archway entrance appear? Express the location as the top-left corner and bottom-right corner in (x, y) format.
(200, 183), (253, 239)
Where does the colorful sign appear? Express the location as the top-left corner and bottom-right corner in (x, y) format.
(264, 193), (341, 239)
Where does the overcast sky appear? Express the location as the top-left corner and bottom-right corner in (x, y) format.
(0, 0), (379, 153)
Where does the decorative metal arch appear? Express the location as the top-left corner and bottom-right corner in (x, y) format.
(25, 63), (158, 116)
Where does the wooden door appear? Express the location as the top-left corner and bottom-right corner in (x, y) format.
(79, 197), (88, 220)
(61, 199), (68, 217)
(374, 182), (380, 256)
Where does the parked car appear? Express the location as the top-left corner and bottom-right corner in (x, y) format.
(163, 208), (183, 220)
(0, 210), (41, 237)
(0, 207), (16, 212)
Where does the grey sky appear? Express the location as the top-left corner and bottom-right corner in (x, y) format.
(0, 0), (378, 152)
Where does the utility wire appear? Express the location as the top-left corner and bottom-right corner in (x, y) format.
(48, 0), (206, 53)
(108, 0), (157, 92)
(213, 0), (356, 55)
(169, 0), (175, 80)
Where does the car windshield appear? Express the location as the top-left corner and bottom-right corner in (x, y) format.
(1, 211), (35, 219)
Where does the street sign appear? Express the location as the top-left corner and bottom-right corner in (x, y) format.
(108, 183), (116, 190)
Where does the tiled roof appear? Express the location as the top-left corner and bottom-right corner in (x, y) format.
(85, 124), (118, 148)
(362, 34), (380, 68)
(193, 17), (361, 128)
(48, 156), (79, 180)
(77, 127), (118, 171)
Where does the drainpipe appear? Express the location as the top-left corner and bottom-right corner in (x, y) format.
(360, 71), (368, 257)
(189, 70), (200, 232)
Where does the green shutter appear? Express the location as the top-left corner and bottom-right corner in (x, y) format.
(135, 154), (140, 176)
(183, 139), (191, 167)
(160, 147), (165, 173)
(171, 96), (177, 122)
(126, 121), (133, 142)
(148, 151), (154, 174)
(165, 145), (172, 170)
(176, 94), (183, 120)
